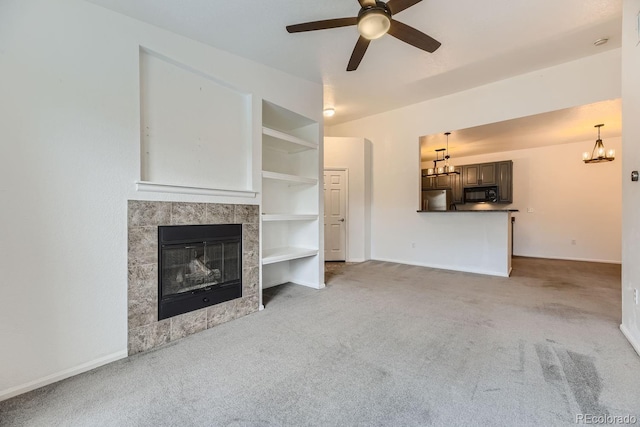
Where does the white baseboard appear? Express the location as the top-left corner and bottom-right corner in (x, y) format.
(264, 280), (325, 290)
(0, 350), (128, 402)
(515, 254), (622, 264)
(346, 258), (366, 263)
(372, 257), (510, 278)
(292, 279), (325, 290)
(620, 324), (640, 358)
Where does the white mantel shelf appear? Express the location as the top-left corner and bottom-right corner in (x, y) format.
(135, 181), (257, 198)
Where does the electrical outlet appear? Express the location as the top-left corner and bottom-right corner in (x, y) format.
(411, 242), (416, 249)
(571, 239), (577, 245)
(527, 208), (534, 213)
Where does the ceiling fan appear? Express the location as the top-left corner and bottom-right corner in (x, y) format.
(286, 0), (441, 71)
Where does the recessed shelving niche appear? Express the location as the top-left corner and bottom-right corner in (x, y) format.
(139, 49), (252, 194)
(261, 100), (323, 290)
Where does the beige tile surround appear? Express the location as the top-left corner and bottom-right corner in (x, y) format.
(127, 200), (259, 355)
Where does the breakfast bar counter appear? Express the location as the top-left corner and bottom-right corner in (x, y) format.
(416, 209), (519, 213)
(414, 209), (515, 276)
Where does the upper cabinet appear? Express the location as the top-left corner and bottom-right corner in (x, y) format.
(451, 166), (463, 204)
(463, 163), (496, 186)
(421, 167), (463, 204)
(497, 160), (513, 203)
(421, 171), (435, 190)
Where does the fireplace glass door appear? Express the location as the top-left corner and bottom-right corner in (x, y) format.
(158, 224), (242, 320)
(161, 241), (240, 296)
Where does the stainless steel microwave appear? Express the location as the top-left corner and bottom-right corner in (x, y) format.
(464, 186), (498, 203)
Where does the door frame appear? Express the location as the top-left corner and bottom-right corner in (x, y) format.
(324, 168), (349, 262)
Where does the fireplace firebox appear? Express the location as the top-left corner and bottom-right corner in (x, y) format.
(158, 224), (242, 320)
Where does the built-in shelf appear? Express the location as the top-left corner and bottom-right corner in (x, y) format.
(261, 100), (321, 290)
(135, 181), (257, 198)
(262, 127), (317, 153)
(262, 247), (319, 265)
(262, 214), (319, 222)
(262, 171), (317, 185)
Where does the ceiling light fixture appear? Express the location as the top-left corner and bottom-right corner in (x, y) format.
(357, 7), (391, 40)
(424, 132), (460, 177)
(323, 108), (336, 117)
(593, 38), (609, 46)
(583, 124), (614, 163)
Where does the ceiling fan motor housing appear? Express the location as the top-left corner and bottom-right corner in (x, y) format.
(358, 2), (392, 20)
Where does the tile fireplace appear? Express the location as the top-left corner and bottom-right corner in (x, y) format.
(127, 200), (259, 355)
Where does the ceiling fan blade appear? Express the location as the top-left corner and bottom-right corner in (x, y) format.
(347, 37), (371, 71)
(386, 0), (422, 15)
(387, 20), (441, 53)
(286, 17), (357, 33)
(358, 0), (376, 7)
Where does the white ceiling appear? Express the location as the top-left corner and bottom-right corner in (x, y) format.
(85, 0), (622, 125)
(419, 98), (622, 161)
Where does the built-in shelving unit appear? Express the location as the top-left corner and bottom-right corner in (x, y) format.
(261, 100), (323, 291)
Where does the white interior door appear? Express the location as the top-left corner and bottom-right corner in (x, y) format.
(324, 169), (347, 261)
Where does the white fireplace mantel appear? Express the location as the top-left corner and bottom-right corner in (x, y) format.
(135, 181), (258, 198)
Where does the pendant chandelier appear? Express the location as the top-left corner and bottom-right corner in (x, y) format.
(424, 132), (460, 177)
(583, 124), (614, 163)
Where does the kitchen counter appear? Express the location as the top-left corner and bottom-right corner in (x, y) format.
(416, 209), (519, 213)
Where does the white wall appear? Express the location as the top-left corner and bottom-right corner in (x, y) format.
(424, 138), (622, 263)
(327, 50), (621, 268)
(0, 0), (321, 400)
(324, 137), (372, 262)
(621, 0), (640, 355)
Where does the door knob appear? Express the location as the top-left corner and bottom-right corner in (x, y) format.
(338, 218), (345, 222)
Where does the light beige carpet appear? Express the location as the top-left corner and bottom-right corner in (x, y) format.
(1, 257), (639, 426)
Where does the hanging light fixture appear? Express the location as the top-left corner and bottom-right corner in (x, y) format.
(583, 124), (615, 163)
(357, 7), (391, 40)
(423, 132), (460, 177)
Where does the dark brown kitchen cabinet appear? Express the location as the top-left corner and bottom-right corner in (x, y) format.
(422, 173), (451, 189)
(479, 163), (496, 185)
(421, 167), (463, 204)
(463, 164), (479, 186)
(463, 163), (496, 186)
(435, 174), (451, 188)
(451, 166), (463, 204)
(421, 170), (435, 189)
(497, 160), (513, 203)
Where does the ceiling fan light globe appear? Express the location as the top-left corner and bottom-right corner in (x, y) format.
(323, 108), (336, 117)
(357, 10), (391, 40)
